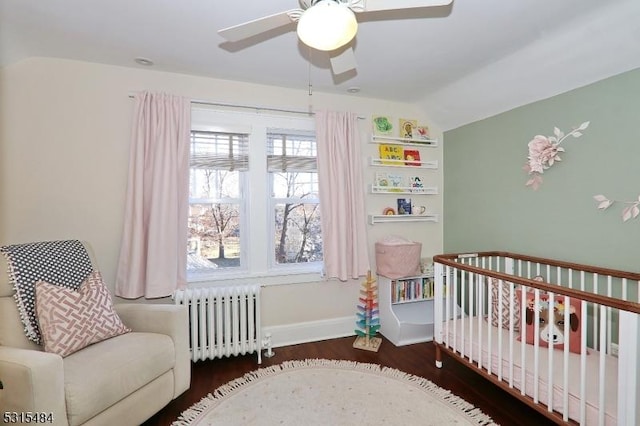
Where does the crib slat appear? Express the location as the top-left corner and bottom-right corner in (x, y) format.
(444, 265), (451, 348)
(487, 274), (493, 376)
(547, 290), (554, 414)
(562, 294), (570, 423)
(476, 257), (483, 371)
(520, 285), (527, 397)
(452, 265), (458, 354)
(497, 278), (503, 381)
(533, 289), (540, 404)
(433, 262), (444, 365)
(469, 267), (475, 363)
(461, 269), (466, 359)
(598, 304), (607, 426)
(580, 299), (588, 425)
(508, 280), (515, 388)
(477, 258), (484, 371)
(618, 310), (640, 425)
(562, 296), (571, 422)
(607, 275), (613, 355)
(593, 273), (599, 350)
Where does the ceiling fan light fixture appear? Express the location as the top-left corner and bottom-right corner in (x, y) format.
(297, 1), (357, 51)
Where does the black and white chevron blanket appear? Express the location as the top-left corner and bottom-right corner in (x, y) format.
(1, 240), (94, 345)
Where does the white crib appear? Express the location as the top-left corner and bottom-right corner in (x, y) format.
(433, 252), (640, 425)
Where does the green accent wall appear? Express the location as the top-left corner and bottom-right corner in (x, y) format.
(443, 68), (640, 272)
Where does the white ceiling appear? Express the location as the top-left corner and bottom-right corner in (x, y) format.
(1, 0), (639, 130)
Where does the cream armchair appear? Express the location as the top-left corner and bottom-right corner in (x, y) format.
(0, 242), (190, 426)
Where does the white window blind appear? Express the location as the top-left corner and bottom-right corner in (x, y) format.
(190, 130), (249, 171)
(267, 129), (317, 172)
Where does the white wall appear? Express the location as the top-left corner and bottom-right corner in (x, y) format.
(0, 57), (443, 344)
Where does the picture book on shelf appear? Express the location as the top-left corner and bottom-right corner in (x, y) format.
(397, 198), (412, 215)
(375, 172), (390, 187)
(403, 149), (421, 166)
(372, 115), (394, 136)
(415, 125), (430, 140)
(409, 176), (424, 192)
(399, 118), (417, 138)
(375, 172), (403, 191)
(379, 144), (403, 165)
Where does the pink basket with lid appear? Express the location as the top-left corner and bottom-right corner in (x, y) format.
(375, 236), (422, 279)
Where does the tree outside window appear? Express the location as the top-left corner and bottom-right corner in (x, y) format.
(188, 131), (246, 272)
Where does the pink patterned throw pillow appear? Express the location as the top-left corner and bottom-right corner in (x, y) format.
(35, 270), (131, 357)
(488, 278), (520, 332)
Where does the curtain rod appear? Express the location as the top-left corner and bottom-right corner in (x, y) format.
(127, 94), (365, 119)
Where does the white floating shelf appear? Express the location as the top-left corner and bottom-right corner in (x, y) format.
(370, 157), (438, 169)
(371, 135), (438, 147)
(370, 185), (438, 195)
(369, 214), (439, 224)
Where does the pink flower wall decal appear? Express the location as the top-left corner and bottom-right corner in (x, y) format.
(524, 121), (589, 190)
(594, 194), (640, 222)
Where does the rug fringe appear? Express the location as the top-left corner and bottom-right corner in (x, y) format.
(172, 358), (498, 425)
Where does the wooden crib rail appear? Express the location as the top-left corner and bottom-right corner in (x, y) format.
(433, 252), (640, 314)
(435, 252), (640, 281)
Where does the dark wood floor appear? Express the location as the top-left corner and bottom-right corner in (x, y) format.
(143, 336), (557, 426)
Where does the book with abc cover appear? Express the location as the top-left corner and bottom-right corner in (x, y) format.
(379, 144), (403, 165)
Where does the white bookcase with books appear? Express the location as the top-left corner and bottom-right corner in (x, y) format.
(378, 274), (435, 346)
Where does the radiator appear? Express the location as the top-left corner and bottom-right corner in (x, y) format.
(174, 285), (262, 364)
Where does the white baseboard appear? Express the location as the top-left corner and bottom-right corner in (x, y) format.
(263, 316), (356, 348)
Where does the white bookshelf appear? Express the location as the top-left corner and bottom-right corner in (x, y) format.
(378, 274), (435, 346)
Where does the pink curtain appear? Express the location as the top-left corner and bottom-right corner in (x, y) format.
(116, 92), (191, 299)
(316, 110), (370, 281)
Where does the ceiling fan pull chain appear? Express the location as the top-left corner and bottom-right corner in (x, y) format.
(308, 47), (313, 97)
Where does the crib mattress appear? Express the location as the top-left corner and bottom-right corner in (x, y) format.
(442, 316), (618, 425)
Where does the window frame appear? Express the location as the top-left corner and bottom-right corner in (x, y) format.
(189, 107), (321, 283)
(188, 128), (250, 279)
(267, 129), (322, 272)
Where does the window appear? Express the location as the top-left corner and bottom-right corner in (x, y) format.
(268, 130), (322, 267)
(188, 109), (321, 281)
(188, 130), (248, 275)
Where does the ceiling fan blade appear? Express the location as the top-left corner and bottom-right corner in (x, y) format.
(363, 0), (453, 13)
(330, 47), (358, 75)
(218, 10), (298, 42)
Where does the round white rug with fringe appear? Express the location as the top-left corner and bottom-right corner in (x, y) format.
(173, 359), (498, 426)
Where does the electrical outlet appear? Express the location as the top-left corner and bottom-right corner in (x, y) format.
(610, 343), (619, 357)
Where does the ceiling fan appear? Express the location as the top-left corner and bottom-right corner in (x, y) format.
(218, 0), (453, 75)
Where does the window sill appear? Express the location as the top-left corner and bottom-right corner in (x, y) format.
(187, 267), (324, 287)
